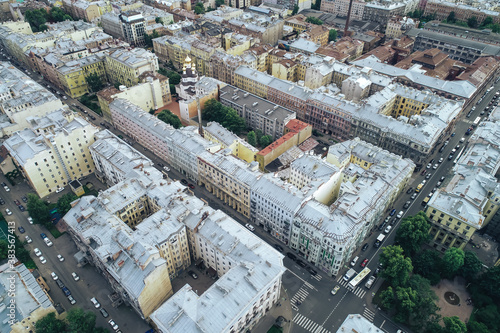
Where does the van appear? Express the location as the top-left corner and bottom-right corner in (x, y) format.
(350, 256), (359, 267)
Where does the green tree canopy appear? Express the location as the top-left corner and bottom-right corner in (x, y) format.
(66, 307), (97, 333)
(482, 16), (493, 26)
(441, 247), (465, 278)
(407, 274), (440, 327)
(466, 321), (490, 333)
(412, 249), (441, 285)
(158, 68), (181, 85)
(468, 16), (479, 28)
(459, 250), (483, 280)
(215, 0), (225, 7)
(446, 11), (456, 23)
(291, 5), (299, 15)
(0, 239), (7, 260)
(202, 99), (246, 135)
(247, 131), (257, 147)
(328, 29), (337, 42)
(395, 211), (430, 256)
(57, 193), (78, 216)
(259, 135), (272, 148)
(305, 17), (323, 25)
(24, 9), (48, 32)
(311, 0), (321, 10)
(194, 2), (205, 14)
(35, 312), (67, 333)
(27, 193), (51, 227)
(155, 17), (162, 23)
(379, 286), (395, 310)
(379, 245), (413, 287)
(145, 29), (160, 48)
(157, 110), (182, 129)
(443, 316), (466, 333)
(474, 304), (500, 332)
(394, 286), (419, 323)
(85, 73), (104, 93)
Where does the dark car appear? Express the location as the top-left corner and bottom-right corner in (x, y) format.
(307, 267), (317, 275)
(18, 226), (25, 233)
(40, 233), (47, 239)
(188, 270), (198, 279)
(406, 188), (413, 194)
(0, 198), (4, 205)
(378, 221), (387, 231)
(274, 244), (284, 252)
(90, 115), (96, 120)
(18, 205), (25, 212)
(439, 146), (445, 153)
(362, 243), (369, 251)
(21, 196), (28, 203)
(180, 179), (188, 185)
(403, 201), (411, 209)
(100, 308), (109, 318)
(188, 184), (195, 189)
(0, 182), (6, 187)
(14, 199), (20, 205)
(451, 132), (456, 137)
(157, 163), (164, 167)
(389, 209), (396, 216)
(56, 279), (65, 289)
(100, 122), (105, 127)
(62, 287), (71, 296)
(448, 154), (454, 160)
(373, 267), (381, 277)
(296, 259), (307, 268)
(286, 252), (297, 260)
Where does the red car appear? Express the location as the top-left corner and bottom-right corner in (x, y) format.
(360, 258), (369, 268)
(188, 184), (195, 189)
(14, 199), (20, 205)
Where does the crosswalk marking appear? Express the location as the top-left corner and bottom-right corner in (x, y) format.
(293, 313), (331, 333)
(311, 274), (322, 282)
(363, 308), (375, 322)
(333, 277), (367, 298)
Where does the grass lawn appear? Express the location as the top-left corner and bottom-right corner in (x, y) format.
(48, 225), (64, 239)
(267, 325), (283, 333)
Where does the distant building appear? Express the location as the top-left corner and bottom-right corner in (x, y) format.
(105, 48), (159, 87)
(362, 2), (406, 28)
(424, 1), (500, 26)
(342, 75), (371, 102)
(320, 0), (366, 20)
(101, 11), (146, 46)
(385, 15), (418, 39)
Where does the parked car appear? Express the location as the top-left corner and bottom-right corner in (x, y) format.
(389, 209), (396, 216)
(14, 199), (20, 205)
(56, 279), (64, 289)
(27, 217), (33, 224)
(188, 270), (198, 279)
(18, 204), (25, 212)
(39, 256), (47, 264)
(365, 276), (376, 289)
(68, 295), (76, 305)
(44, 238), (53, 247)
(426, 163), (432, 169)
(307, 267), (317, 275)
(57, 254), (64, 262)
(5, 208), (11, 215)
(403, 201), (411, 209)
(274, 244), (283, 252)
(90, 297), (100, 308)
(25, 235), (32, 244)
(188, 184), (195, 189)
(17, 226), (25, 233)
(62, 287), (71, 296)
(410, 193), (417, 200)
(72, 272), (80, 281)
(433, 164), (438, 170)
(34, 248), (42, 257)
(108, 319), (119, 331)
(100, 308), (109, 318)
(362, 243), (369, 251)
(384, 225), (392, 234)
(296, 259), (307, 268)
(245, 223), (255, 231)
(438, 158), (444, 163)
(425, 173), (432, 179)
(286, 252), (297, 260)
(397, 211), (404, 219)
(3, 185), (9, 192)
(51, 272), (58, 280)
(406, 188), (413, 194)
(55, 187), (65, 193)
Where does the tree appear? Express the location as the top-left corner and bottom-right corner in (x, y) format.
(291, 5), (299, 15)
(194, 2), (205, 14)
(467, 321), (490, 333)
(155, 17), (162, 23)
(149, 108), (155, 115)
(311, 0), (321, 10)
(57, 193), (78, 216)
(27, 193), (51, 227)
(443, 316), (466, 333)
(259, 135), (272, 148)
(394, 286), (419, 323)
(459, 251), (483, 280)
(407, 275), (440, 327)
(305, 17), (323, 25)
(474, 304), (500, 332)
(66, 307), (97, 333)
(0, 239), (7, 260)
(379, 245), (413, 287)
(85, 73), (104, 93)
(24, 9), (48, 32)
(157, 110), (182, 129)
(412, 249), (441, 284)
(482, 16), (493, 27)
(395, 212), (430, 256)
(158, 68), (181, 85)
(379, 286), (395, 310)
(328, 29), (337, 42)
(215, 0), (225, 7)
(202, 99), (246, 135)
(145, 29), (160, 48)
(35, 312), (67, 333)
(446, 11), (456, 23)
(441, 247), (465, 279)
(247, 131), (257, 147)
(468, 16), (478, 29)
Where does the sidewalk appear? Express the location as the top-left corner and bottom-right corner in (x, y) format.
(251, 285), (294, 333)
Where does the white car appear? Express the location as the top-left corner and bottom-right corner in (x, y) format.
(245, 223), (255, 231)
(384, 225), (392, 234)
(90, 297), (101, 308)
(44, 238), (53, 247)
(51, 272), (58, 280)
(25, 235), (32, 244)
(163, 166), (170, 172)
(72, 272), (80, 281)
(3, 185), (9, 192)
(28, 217), (33, 224)
(433, 164), (438, 170)
(426, 163), (432, 169)
(39, 256), (47, 264)
(55, 187), (65, 193)
(108, 319), (119, 331)
(438, 158), (444, 163)
(68, 295), (76, 305)
(396, 211), (404, 219)
(5, 208), (11, 215)
(57, 254), (64, 262)
(460, 137), (465, 143)
(34, 248), (42, 257)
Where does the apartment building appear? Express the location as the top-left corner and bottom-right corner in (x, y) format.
(219, 85), (296, 140)
(320, 0), (366, 20)
(3, 109), (99, 198)
(109, 99), (220, 182)
(385, 15), (418, 39)
(225, 12), (284, 45)
(101, 11), (146, 46)
(97, 71), (170, 122)
(426, 119), (500, 251)
(57, 54), (107, 98)
(62, 0), (112, 22)
(105, 47), (159, 87)
(198, 150), (260, 218)
(424, 1), (500, 26)
(203, 122), (259, 163)
(362, 2), (406, 28)
(0, 62), (66, 136)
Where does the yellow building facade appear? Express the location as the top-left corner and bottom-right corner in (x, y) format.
(57, 56), (106, 98)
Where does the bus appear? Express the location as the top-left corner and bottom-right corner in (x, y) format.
(473, 117), (481, 127)
(348, 267), (371, 291)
